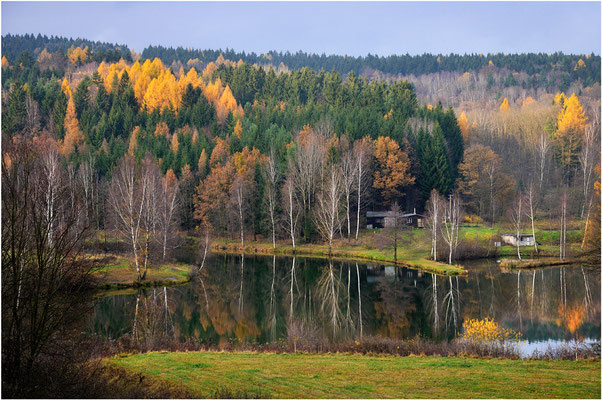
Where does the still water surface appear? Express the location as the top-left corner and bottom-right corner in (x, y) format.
(91, 255), (600, 356)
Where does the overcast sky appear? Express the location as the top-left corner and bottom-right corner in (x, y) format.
(2, 1), (600, 56)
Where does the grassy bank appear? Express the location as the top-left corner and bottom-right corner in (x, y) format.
(91, 254), (192, 290)
(106, 351), (601, 398)
(499, 257), (578, 269)
(211, 238), (466, 275)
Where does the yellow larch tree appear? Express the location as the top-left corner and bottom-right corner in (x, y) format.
(171, 133), (180, 153)
(61, 78), (72, 98)
(457, 112), (470, 141)
(554, 92), (567, 107)
(521, 97), (536, 108)
(499, 97), (510, 112)
(61, 97), (84, 156)
(1, 56), (9, 69)
(128, 126), (140, 156)
(233, 119), (243, 139)
(555, 93), (587, 170)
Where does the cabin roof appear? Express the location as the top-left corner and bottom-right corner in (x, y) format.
(366, 211), (424, 218)
(500, 233), (534, 238)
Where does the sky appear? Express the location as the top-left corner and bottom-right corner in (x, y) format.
(2, 1), (600, 56)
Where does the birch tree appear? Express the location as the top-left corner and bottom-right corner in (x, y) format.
(525, 183), (538, 253)
(579, 123), (598, 217)
(535, 133), (550, 191)
(263, 147), (279, 248)
(426, 189), (444, 261)
(158, 169), (179, 260)
(314, 167), (344, 256)
(282, 176), (299, 251)
(353, 137), (373, 240)
(441, 191), (462, 265)
(510, 192), (525, 260)
(339, 136), (358, 241)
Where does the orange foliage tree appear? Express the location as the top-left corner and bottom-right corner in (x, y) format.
(372, 136), (414, 204)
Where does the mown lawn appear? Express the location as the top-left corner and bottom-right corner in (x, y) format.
(107, 351), (601, 399)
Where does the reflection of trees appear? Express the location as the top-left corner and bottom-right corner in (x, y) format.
(356, 263), (363, 339)
(92, 258), (600, 346)
(316, 260), (342, 335)
(131, 288), (175, 348)
(372, 270), (417, 339)
(443, 276), (458, 336)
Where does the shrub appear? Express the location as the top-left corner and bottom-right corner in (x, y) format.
(461, 318), (521, 343)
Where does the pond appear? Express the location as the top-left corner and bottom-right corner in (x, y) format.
(91, 254), (600, 356)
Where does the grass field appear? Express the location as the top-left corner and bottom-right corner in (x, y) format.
(211, 235), (467, 275)
(92, 254), (192, 289)
(107, 351), (601, 399)
(211, 224), (584, 276)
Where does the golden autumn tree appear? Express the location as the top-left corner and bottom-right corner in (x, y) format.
(574, 58), (586, 71)
(171, 133), (180, 153)
(499, 97), (510, 112)
(210, 137), (230, 168)
(61, 78), (72, 98)
(128, 126), (140, 156)
(554, 92), (567, 107)
(457, 112), (470, 142)
(372, 136), (414, 204)
(67, 45), (89, 65)
(521, 96), (536, 108)
(555, 93), (587, 172)
(1, 55), (9, 69)
(154, 121), (170, 137)
(233, 119), (243, 139)
(61, 97), (84, 156)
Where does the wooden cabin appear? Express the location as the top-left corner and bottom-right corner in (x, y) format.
(366, 211), (424, 229)
(500, 233), (535, 247)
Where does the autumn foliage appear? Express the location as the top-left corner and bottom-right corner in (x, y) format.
(373, 136), (414, 204)
(461, 318), (521, 343)
(96, 58), (242, 121)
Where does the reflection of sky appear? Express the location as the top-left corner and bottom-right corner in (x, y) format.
(517, 338), (600, 358)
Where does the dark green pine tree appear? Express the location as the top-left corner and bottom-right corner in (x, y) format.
(437, 107), (464, 180)
(73, 76), (91, 119)
(2, 82), (27, 134)
(52, 90), (68, 139)
(417, 127), (435, 200)
(431, 123), (453, 195)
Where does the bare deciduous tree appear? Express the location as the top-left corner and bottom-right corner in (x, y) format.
(339, 136), (358, 241)
(263, 147), (279, 248)
(2, 137), (93, 397)
(535, 133), (550, 191)
(525, 183), (538, 254)
(441, 191), (462, 265)
(510, 192), (525, 260)
(426, 189), (445, 261)
(579, 123), (598, 217)
(282, 176), (299, 251)
(108, 154), (160, 280)
(158, 169), (179, 260)
(314, 167), (344, 256)
(353, 137), (373, 240)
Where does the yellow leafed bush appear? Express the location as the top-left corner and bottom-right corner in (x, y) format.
(461, 318), (521, 343)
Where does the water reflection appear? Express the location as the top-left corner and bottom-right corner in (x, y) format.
(91, 255), (601, 351)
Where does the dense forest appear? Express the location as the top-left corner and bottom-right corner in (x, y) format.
(1, 33), (600, 255)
